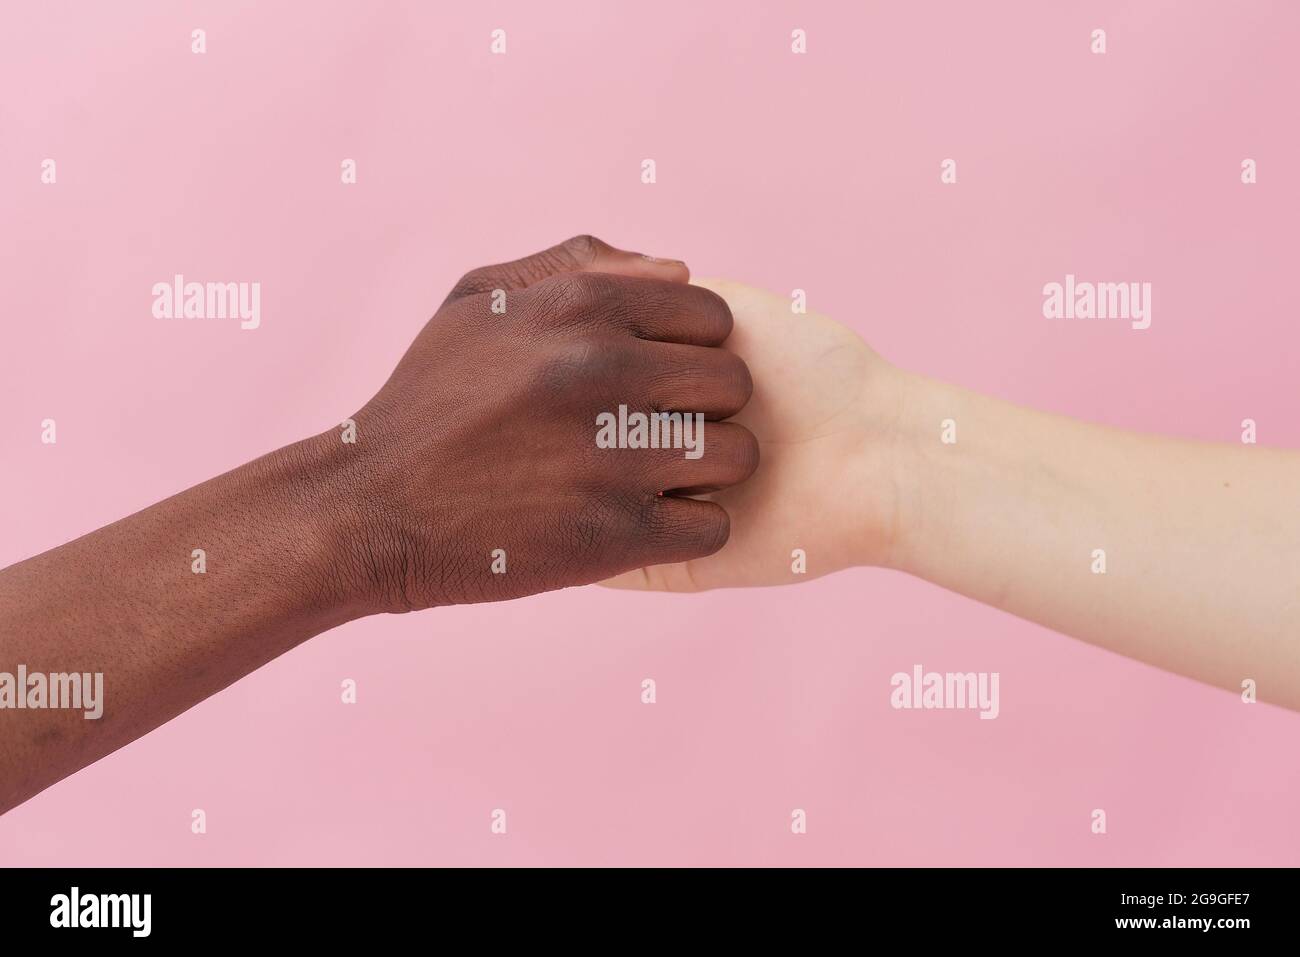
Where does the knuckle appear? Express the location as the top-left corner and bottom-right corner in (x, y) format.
(449, 267), (495, 300)
(723, 353), (754, 405)
(532, 235), (602, 279)
(618, 493), (671, 547)
(539, 270), (624, 317)
(730, 426), (761, 478)
(561, 234), (601, 260)
(532, 339), (600, 394)
(695, 285), (734, 336)
(532, 337), (633, 398)
(704, 424), (760, 477)
(695, 505), (731, 555)
(637, 498), (730, 559)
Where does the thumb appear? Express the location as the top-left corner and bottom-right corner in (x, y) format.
(444, 234), (689, 304)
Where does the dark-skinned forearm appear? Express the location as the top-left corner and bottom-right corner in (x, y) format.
(0, 433), (360, 814)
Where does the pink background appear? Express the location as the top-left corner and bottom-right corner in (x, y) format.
(3, 0), (1298, 866)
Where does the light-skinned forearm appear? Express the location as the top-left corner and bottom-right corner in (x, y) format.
(881, 370), (1300, 708)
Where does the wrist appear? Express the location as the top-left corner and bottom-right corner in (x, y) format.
(870, 370), (980, 578)
(845, 363), (949, 574)
(249, 430), (381, 620)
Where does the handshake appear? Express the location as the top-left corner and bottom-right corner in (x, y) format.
(315, 233), (901, 612)
(3, 233), (1297, 815)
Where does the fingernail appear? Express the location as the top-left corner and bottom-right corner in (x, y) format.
(641, 254), (686, 266)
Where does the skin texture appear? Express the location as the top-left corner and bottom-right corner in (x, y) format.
(0, 236), (758, 815)
(608, 280), (1300, 712)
